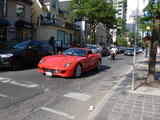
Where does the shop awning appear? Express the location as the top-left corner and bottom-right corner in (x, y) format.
(0, 18), (10, 26)
(15, 19), (32, 28)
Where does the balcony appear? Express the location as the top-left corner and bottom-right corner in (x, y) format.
(21, 0), (33, 5)
(37, 16), (79, 30)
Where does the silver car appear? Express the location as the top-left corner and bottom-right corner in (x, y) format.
(86, 45), (102, 55)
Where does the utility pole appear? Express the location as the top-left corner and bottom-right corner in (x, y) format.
(132, 0), (139, 91)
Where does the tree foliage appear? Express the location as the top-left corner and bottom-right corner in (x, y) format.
(68, 0), (117, 44)
(141, 0), (160, 83)
(116, 18), (128, 36)
(117, 37), (127, 46)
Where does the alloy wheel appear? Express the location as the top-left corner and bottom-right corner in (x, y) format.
(74, 64), (82, 78)
(96, 60), (101, 70)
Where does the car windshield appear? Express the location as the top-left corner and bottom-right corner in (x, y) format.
(86, 46), (97, 49)
(126, 49), (134, 52)
(12, 41), (30, 49)
(63, 48), (86, 57)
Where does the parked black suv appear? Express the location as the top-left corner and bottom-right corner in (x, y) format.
(0, 40), (53, 70)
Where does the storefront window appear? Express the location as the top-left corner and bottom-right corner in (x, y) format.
(16, 4), (25, 18)
(16, 28), (32, 41)
(0, 26), (7, 42)
(0, 0), (7, 17)
(65, 33), (68, 44)
(57, 30), (65, 43)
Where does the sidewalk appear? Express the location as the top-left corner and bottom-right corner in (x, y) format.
(95, 54), (160, 120)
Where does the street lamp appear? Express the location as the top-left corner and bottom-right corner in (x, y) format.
(146, 26), (151, 32)
(145, 26), (151, 58)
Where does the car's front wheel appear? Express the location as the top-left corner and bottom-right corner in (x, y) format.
(74, 64), (82, 78)
(12, 58), (24, 70)
(96, 60), (101, 70)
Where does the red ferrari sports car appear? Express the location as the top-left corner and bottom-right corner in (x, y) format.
(38, 48), (101, 77)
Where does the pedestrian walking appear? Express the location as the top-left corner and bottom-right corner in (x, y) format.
(157, 46), (160, 55)
(145, 45), (148, 58)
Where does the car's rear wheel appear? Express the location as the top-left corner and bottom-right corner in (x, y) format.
(96, 60), (101, 70)
(12, 58), (24, 70)
(74, 64), (82, 78)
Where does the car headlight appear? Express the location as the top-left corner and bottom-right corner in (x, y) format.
(39, 58), (44, 64)
(64, 62), (72, 68)
(0, 53), (13, 58)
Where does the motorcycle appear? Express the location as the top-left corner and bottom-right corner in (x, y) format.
(110, 51), (115, 60)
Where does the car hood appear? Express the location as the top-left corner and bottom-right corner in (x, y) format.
(0, 48), (22, 54)
(126, 51), (134, 53)
(42, 55), (84, 68)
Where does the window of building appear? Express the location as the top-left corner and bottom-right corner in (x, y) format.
(118, 5), (123, 8)
(118, 13), (122, 16)
(46, 12), (52, 22)
(57, 30), (65, 43)
(0, 0), (7, 17)
(16, 4), (25, 17)
(51, 0), (57, 8)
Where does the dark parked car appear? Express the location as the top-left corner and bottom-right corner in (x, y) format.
(118, 46), (127, 53)
(102, 47), (110, 56)
(124, 48), (134, 56)
(0, 40), (53, 70)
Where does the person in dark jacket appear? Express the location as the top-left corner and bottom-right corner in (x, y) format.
(49, 36), (55, 54)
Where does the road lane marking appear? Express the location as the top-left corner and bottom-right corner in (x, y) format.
(0, 77), (39, 88)
(40, 107), (75, 119)
(10, 81), (39, 88)
(1, 79), (11, 83)
(0, 94), (8, 98)
(63, 92), (92, 101)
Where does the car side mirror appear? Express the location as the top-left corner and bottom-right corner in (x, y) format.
(27, 46), (33, 50)
(87, 54), (92, 57)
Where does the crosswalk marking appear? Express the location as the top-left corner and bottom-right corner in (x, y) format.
(40, 107), (75, 120)
(63, 92), (92, 101)
(0, 94), (8, 98)
(0, 77), (39, 88)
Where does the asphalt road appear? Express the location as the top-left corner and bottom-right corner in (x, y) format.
(0, 53), (142, 120)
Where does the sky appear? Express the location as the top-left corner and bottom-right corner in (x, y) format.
(126, 0), (149, 24)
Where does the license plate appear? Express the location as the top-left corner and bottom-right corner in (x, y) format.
(45, 72), (52, 76)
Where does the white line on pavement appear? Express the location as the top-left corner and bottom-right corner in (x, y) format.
(63, 92), (92, 101)
(10, 81), (39, 88)
(0, 77), (39, 88)
(1, 79), (11, 83)
(0, 94), (8, 98)
(40, 107), (75, 120)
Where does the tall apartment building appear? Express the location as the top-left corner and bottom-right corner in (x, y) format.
(109, 0), (127, 44)
(115, 0), (127, 19)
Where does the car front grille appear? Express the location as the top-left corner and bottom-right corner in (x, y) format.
(42, 67), (59, 73)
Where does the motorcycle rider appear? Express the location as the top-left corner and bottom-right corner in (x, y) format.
(110, 46), (118, 60)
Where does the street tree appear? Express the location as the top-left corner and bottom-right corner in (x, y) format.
(117, 37), (127, 46)
(99, 0), (127, 46)
(115, 18), (128, 46)
(141, 0), (160, 83)
(68, 0), (117, 44)
(116, 18), (128, 36)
